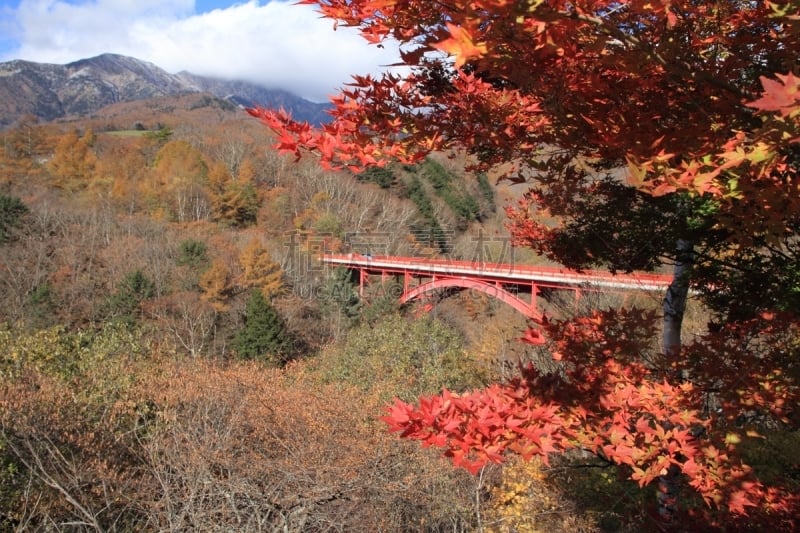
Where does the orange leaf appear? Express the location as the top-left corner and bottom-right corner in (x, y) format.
(433, 23), (488, 69)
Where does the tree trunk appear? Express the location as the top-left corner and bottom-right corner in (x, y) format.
(658, 237), (695, 521)
(663, 238), (694, 359)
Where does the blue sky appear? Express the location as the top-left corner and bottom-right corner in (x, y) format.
(0, 1), (401, 102)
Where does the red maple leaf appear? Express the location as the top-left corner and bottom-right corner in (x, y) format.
(747, 73), (800, 117)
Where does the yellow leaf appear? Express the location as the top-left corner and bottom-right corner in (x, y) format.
(725, 432), (741, 445)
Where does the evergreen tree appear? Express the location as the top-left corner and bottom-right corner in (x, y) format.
(476, 173), (495, 213)
(176, 239), (208, 268)
(357, 166), (395, 188)
(319, 267), (361, 326)
(0, 194), (28, 245)
(104, 270), (156, 326)
(235, 290), (293, 365)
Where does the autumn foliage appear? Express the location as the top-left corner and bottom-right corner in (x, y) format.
(383, 309), (799, 526)
(249, 1), (798, 208)
(0, 325), (482, 530)
(248, 0), (800, 529)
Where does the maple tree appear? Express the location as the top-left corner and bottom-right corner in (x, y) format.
(247, 0), (800, 527)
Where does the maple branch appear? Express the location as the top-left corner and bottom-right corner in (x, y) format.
(542, 457), (616, 471)
(571, 11), (752, 102)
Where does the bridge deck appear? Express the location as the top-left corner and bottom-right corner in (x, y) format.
(321, 254), (672, 292)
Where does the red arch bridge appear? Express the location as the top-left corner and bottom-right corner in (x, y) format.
(321, 254), (672, 344)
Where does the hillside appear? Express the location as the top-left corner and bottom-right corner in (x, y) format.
(0, 98), (519, 340)
(0, 68), (692, 530)
(0, 100), (539, 528)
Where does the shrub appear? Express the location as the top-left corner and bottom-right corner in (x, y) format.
(313, 314), (488, 403)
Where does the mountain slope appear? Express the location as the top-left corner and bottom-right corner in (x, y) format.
(176, 72), (331, 126)
(0, 53), (330, 128)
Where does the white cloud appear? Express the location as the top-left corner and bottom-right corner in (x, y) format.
(3, 0), (402, 102)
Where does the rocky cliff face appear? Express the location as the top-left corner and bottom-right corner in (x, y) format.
(0, 53), (330, 128)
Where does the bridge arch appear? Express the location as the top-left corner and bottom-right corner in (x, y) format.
(400, 278), (544, 322)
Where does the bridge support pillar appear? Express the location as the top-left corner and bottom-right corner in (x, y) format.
(359, 269), (367, 297)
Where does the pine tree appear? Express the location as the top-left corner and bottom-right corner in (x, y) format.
(235, 290), (293, 365)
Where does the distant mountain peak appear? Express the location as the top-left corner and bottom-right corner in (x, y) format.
(0, 53), (330, 128)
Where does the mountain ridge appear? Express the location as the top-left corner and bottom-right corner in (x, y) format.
(0, 53), (331, 128)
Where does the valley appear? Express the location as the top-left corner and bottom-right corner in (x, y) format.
(0, 76), (609, 531)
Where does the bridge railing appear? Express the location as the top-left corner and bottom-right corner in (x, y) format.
(321, 253), (673, 292)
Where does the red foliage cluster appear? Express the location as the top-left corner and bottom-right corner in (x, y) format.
(383, 309), (800, 524)
(247, 69), (547, 175)
(250, 1), (798, 197)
